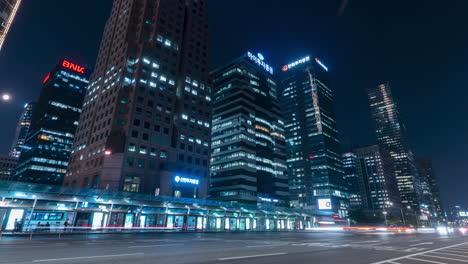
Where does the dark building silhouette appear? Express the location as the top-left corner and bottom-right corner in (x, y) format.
(416, 158), (445, 223)
(0, 155), (17, 181)
(13, 60), (89, 185)
(65, 0), (211, 199)
(209, 52), (288, 205)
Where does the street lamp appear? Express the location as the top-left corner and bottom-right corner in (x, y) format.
(1, 93), (11, 102)
(383, 211), (388, 226)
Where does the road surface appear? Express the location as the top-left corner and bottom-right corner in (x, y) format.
(1, 231), (467, 263)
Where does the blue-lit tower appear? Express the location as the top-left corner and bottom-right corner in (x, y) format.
(13, 60), (90, 185)
(280, 56), (348, 217)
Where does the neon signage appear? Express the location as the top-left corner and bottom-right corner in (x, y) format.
(259, 197), (279, 203)
(43, 73), (51, 84)
(247, 52), (273, 74)
(174, 175), (199, 185)
(62, 60), (86, 74)
(315, 58), (328, 71)
(282, 56), (310, 71)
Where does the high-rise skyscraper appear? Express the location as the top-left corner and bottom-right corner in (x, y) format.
(13, 60), (89, 185)
(366, 82), (421, 210)
(10, 102), (35, 158)
(354, 145), (401, 211)
(415, 158), (445, 223)
(65, 0), (211, 199)
(0, 0), (21, 51)
(280, 56), (348, 216)
(209, 52), (288, 205)
(342, 152), (362, 209)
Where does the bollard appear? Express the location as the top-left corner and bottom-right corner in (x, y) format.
(29, 230), (33, 240)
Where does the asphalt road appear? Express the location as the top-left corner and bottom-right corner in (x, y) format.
(1, 231), (467, 264)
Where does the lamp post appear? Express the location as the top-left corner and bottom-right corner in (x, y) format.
(383, 211), (388, 226)
(1, 93), (11, 102)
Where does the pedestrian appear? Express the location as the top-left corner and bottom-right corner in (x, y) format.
(45, 222), (51, 232)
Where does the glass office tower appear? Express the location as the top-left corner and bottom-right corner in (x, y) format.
(0, 0), (22, 51)
(367, 82), (421, 210)
(210, 52), (289, 205)
(13, 60), (89, 185)
(354, 145), (401, 211)
(342, 152), (362, 209)
(10, 102), (35, 158)
(280, 56), (348, 216)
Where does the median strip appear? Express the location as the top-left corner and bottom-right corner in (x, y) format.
(32, 253), (144, 262)
(218, 252), (287, 261)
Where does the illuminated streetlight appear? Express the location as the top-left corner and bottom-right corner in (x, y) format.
(1, 93), (11, 101)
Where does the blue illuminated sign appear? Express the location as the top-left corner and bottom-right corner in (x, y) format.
(314, 58), (329, 71)
(174, 175), (199, 185)
(247, 52), (273, 74)
(257, 53), (264, 61)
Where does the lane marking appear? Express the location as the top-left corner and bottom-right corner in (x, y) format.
(369, 241), (468, 264)
(32, 253), (144, 262)
(129, 243), (184, 248)
(246, 244), (274, 248)
(440, 249), (468, 254)
(218, 252), (287, 261)
(425, 254), (468, 262)
(410, 242), (434, 246)
(387, 262), (402, 264)
(407, 257), (446, 264)
(432, 251), (468, 258)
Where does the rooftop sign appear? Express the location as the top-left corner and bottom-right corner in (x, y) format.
(282, 56), (310, 71)
(62, 60), (86, 74)
(247, 52), (273, 74)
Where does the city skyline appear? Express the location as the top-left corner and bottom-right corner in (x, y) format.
(0, 0), (467, 209)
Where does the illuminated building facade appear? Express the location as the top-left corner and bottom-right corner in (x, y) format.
(342, 152), (362, 209)
(415, 158), (445, 223)
(13, 60), (89, 185)
(280, 56), (348, 216)
(354, 145), (400, 211)
(209, 52), (289, 205)
(367, 82), (421, 210)
(65, 0), (211, 199)
(0, 0), (21, 51)
(10, 102), (35, 158)
(0, 155), (17, 181)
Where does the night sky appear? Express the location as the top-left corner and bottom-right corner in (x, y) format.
(1, 0), (467, 208)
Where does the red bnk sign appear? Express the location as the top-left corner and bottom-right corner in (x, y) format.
(62, 60), (86, 74)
